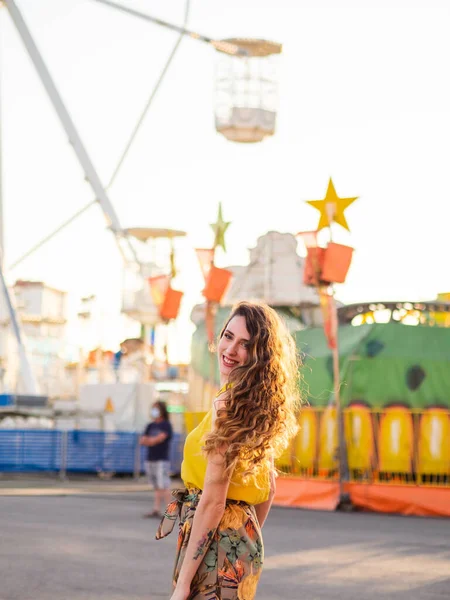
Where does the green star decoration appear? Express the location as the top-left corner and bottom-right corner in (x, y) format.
(210, 202), (231, 252)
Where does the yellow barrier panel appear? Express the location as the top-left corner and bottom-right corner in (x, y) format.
(318, 406), (338, 477)
(276, 444), (293, 474)
(344, 406), (375, 477)
(293, 408), (318, 475)
(377, 407), (414, 477)
(418, 409), (450, 480)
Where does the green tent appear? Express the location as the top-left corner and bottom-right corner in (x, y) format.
(296, 323), (450, 409)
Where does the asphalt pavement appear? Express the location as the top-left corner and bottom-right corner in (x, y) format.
(0, 477), (449, 600)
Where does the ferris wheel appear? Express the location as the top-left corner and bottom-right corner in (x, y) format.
(0, 0), (283, 394)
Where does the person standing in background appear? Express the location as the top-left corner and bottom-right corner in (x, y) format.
(140, 400), (173, 518)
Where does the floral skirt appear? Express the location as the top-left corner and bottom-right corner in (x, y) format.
(156, 488), (264, 600)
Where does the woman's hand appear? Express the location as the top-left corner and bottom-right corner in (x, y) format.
(169, 581), (190, 600)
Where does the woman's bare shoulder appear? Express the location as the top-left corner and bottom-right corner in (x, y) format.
(214, 398), (227, 411)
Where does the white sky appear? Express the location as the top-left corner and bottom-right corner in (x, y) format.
(2, 0), (450, 363)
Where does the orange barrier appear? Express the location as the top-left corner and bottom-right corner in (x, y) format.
(274, 477), (340, 511)
(273, 479), (450, 516)
(347, 482), (450, 517)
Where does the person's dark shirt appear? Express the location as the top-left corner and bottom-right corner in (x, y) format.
(144, 420), (173, 461)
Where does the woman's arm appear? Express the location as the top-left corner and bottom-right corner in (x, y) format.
(254, 463), (276, 528)
(172, 449), (231, 600)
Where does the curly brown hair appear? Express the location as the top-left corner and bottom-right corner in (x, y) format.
(203, 301), (302, 480)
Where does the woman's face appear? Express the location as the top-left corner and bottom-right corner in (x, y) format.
(217, 315), (251, 382)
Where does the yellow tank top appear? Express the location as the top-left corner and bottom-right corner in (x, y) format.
(181, 409), (270, 505)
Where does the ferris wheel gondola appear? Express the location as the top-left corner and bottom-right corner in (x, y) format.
(91, 0), (283, 144)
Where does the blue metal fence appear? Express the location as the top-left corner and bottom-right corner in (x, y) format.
(0, 430), (184, 476)
(0, 430), (62, 472)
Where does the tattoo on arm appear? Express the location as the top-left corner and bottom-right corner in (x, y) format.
(193, 530), (214, 560)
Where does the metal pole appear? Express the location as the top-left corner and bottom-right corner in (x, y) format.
(0, 7), (41, 395)
(59, 429), (68, 481)
(326, 218), (350, 508)
(0, 10), (3, 267)
(133, 382), (141, 480)
(7, 0), (191, 272)
(263, 233), (272, 302)
(329, 293), (347, 501)
(8, 200), (96, 270)
(0, 9), (6, 393)
(4, 0), (139, 266)
(134, 433), (141, 480)
(91, 0), (247, 56)
(207, 248), (217, 400)
(320, 216), (350, 508)
(0, 249), (39, 394)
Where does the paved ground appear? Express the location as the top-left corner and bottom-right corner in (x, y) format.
(0, 476), (449, 600)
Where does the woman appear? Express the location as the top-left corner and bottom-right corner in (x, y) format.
(156, 301), (301, 600)
(140, 400), (173, 518)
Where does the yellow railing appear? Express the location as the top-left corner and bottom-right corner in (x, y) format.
(276, 406), (339, 480)
(184, 406), (450, 487)
(344, 406), (450, 486)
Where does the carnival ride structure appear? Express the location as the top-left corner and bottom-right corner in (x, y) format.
(0, 0), (284, 396)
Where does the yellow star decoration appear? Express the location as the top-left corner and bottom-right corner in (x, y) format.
(210, 202), (231, 252)
(306, 178), (358, 231)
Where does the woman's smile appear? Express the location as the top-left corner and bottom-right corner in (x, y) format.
(222, 354), (239, 368)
